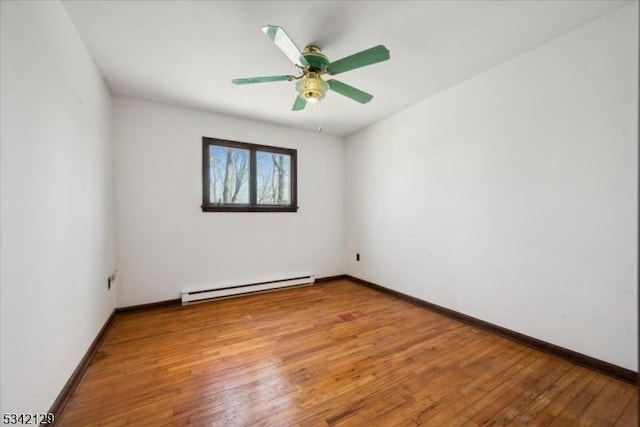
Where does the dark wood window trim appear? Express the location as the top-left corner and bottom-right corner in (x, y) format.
(202, 137), (298, 213)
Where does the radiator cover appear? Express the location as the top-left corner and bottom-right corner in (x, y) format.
(181, 275), (315, 305)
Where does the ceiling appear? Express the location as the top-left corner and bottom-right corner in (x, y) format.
(62, 0), (629, 136)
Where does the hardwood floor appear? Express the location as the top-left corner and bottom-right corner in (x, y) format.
(58, 280), (637, 426)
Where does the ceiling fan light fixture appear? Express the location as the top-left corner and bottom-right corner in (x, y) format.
(304, 93), (321, 103)
(296, 73), (328, 103)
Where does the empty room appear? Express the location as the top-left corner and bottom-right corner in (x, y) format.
(1, 0), (638, 425)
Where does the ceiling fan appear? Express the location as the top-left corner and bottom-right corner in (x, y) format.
(232, 25), (390, 111)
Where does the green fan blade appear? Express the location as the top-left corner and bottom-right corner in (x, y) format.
(261, 25), (309, 67)
(232, 75), (291, 85)
(327, 45), (390, 75)
(292, 96), (307, 111)
(327, 79), (373, 104)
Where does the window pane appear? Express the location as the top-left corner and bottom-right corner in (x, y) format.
(256, 151), (291, 205)
(208, 146), (249, 204)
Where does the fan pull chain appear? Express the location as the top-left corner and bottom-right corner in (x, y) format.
(317, 100), (323, 133)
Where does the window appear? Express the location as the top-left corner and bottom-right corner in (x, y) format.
(202, 137), (297, 212)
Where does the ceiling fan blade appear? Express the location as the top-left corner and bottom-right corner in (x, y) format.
(327, 45), (390, 75)
(327, 79), (373, 104)
(232, 75), (292, 85)
(292, 96), (307, 111)
(261, 25), (310, 68)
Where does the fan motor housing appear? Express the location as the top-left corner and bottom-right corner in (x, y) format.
(302, 45), (329, 72)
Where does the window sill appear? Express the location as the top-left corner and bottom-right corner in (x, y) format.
(201, 205), (299, 213)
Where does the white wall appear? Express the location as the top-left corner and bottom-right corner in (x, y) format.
(0, 1), (115, 415)
(113, 97), (344, 307)
(345, 3), (638, 371)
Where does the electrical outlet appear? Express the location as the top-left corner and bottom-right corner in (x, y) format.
(356, 253), (360, 261)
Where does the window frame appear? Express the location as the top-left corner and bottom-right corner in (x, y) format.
(201, 137), (298, 212)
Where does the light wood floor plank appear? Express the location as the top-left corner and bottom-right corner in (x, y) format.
(57, 280), (637, 426)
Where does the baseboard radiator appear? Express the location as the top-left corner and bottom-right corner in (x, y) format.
(181, 275), (315, 305)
